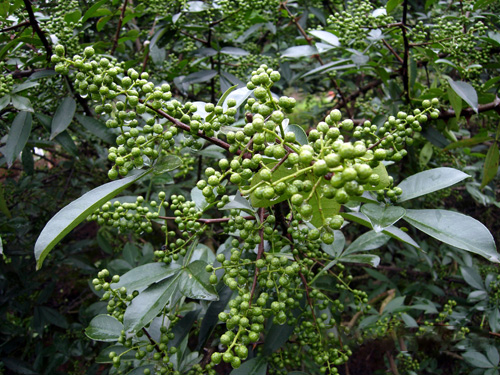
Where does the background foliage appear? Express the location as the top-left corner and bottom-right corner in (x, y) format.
(1, 0), (499, 374)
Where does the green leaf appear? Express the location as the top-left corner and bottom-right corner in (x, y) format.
(114, 262), (182, 292)
(447, 78), (478, 113)
(4, 111), (32, 168)
(344, 230), (390, 255)
(75, 114), (116, 144)
(309, 184), (341, 228)
(444, 135), (493, 150)
(419, 142), (433, 166)
(481, 143), (499, 188)
(489, 309), (500, 334)
(11, 95), (33, 112)
(360, 204), (406, 232)
(301, 59), (351, 78)
(396, 167), (470, 202)
(461, 266), (485, 290)
(340, 254), (380, 267)
(341, 211), (420, 249)
(447, 86), (462, 119)
(124, 272), (182, 333)
(183, 70), (217, 85)
(386, 0), (403, 13)
(286, 124), (308, 145)
(64, 9), (81, 23)
(86, 315), (123, 342)
(486, 345), (500, 365)
(185, 1), (210, 12)
(82, 0), (109, 22)
(197, 284), (233, 350)
(179, 260), (218, 300)
(11, 81), (39, 94)
(36, 113), (79, 157)
(401, 313), (418, 328)
(198, 145), (225, 159)
(281, 45), (317, 58)
(0, 95), (10, 111)
(223, 87), (252, 112)
(220, 47), (249, 56)
(263, 321), (295, 352)
(363, 163), (390, 191)
(34, 169), (151, 269)
(309, 30), (339, 46)
(403, 209), (498, 262)
(230, 357), (267, 375)
(153, 154), (183, 175)
(474, 0), (498, 10)
(463, 351), (495, 369)
(50, 97), (76, 140)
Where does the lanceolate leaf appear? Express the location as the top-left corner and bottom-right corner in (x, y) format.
(123, 273), (182, 333)
(447, 78), (478, 113)
(75, 114), (116, 144)
(281, 45), (318, 58)
(360, 204), (406, 232)
(153, 154), (183, 175)
(444, 135), (493, 150)
(403, 209), (498, 262)
(114, 262), (182, 292)
(308, 30), (340, 46)
(34, 169), (151, 269)
(340, 254), (380, 267)
(85, 315), (123, 342)
(179, 260), (218, 300)
(36, 113), (78, 156)
(343, 230), (390, 255)
(342, 211), (420, 249)
(447, 86), (462, 119)
(50, 97), (76, 140)
(386, 0), (403, 13)
(481, 143), (499, 188)
(364, 163), (390, 191)
(123, 261), (218, 333)
(396, 167), (470, 202)
(4, 111), (32, 168)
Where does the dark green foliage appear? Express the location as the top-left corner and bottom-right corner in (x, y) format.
(1, 0), (500, 374)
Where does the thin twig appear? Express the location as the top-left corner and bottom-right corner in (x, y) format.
(10, 67), (54, 79)
(386, 351), (400, 375)
(437, 96), (500, 120)
(0, 20), (30, 32)
(401, 0), (410, 103)
(147, 104), (236, 153)
(249, 208), (266, 305)
(179, 30), (208, 45)
(141, 328), (160, 352)
(22, 0), (52, 60)
(382, 39), (404, 64)
(157, 215), (257, 224)
(110, 0), (129, 55)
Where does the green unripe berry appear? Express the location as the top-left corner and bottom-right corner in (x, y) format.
(313, 160), (328, 176)
(330, 109), (342, 122)
(299, 150), (313, 165)
(54, 44), (65, 56)
(84, 46), (95, 57)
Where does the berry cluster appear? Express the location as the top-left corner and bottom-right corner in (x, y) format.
(0, 63), (14, 97)
(326, 0), (395, 49)
(55, 46), (445, 373)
